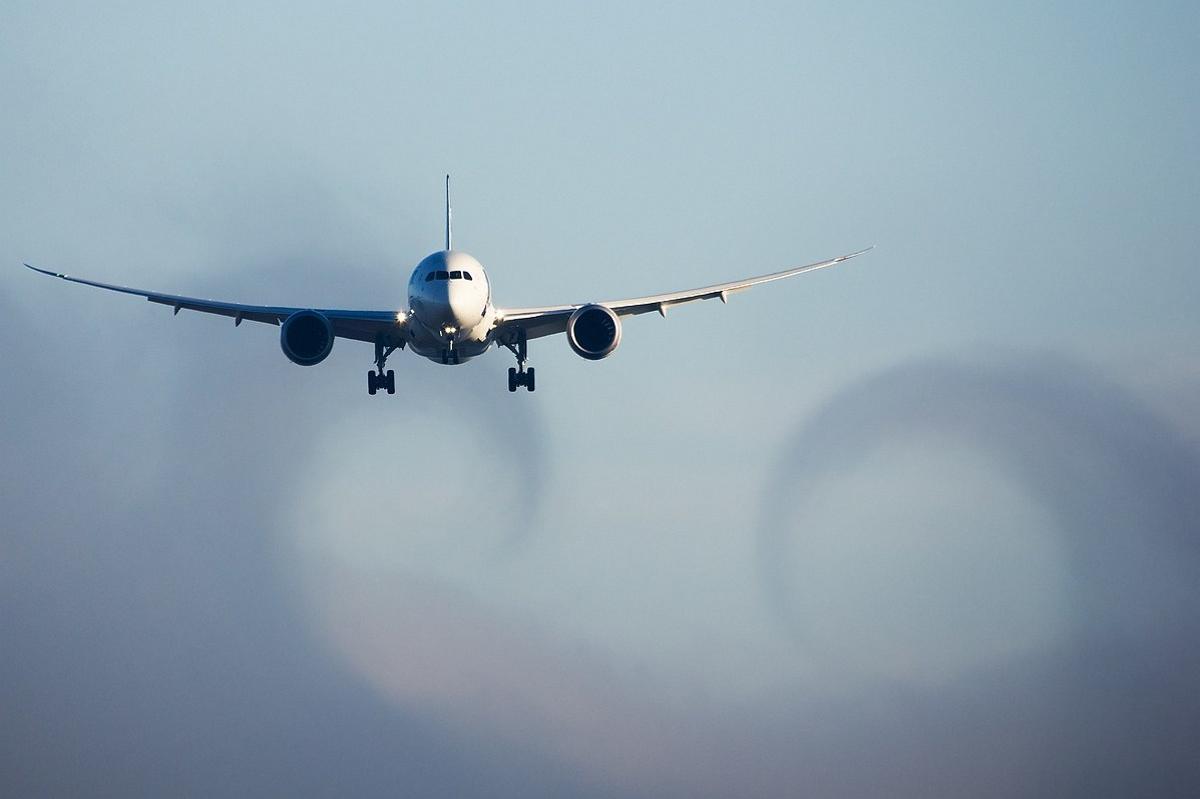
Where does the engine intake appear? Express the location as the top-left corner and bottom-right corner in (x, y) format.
(566, 304), (621, 360)
(281, 310), (334, 366)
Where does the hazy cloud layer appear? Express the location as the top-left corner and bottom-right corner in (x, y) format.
(6, 331), (1198, 795)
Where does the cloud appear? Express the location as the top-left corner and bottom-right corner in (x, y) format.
(752, 351), (1200, 795)
(760, 352), (1200, 641)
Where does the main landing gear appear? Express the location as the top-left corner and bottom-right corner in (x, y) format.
(508, 366), (535, 392)
(368, 369), (395, 395)
(502, 328), (535, 392)
(368, 334), (400, 396)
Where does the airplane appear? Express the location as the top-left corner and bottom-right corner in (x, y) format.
(26, 177), (872, 394)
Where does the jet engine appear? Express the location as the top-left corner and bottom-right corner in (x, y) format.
(566, 304), (621, 360)
(280, 310), (334, 366)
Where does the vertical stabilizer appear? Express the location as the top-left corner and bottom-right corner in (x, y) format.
(445, 174), (452, 251)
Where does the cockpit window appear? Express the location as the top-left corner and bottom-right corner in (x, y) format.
(425, 272), (435, 282)
(462, 271), (473, 280)
(450, 270), (462, 280)
(436, 270), (449, 280)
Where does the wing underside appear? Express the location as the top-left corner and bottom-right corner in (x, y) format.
(24, 264), (402, 343)
(493, 247), (872, 341)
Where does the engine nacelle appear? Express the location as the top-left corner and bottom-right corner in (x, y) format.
(280, 310), (334, 366)
(566, 304), (621, 360)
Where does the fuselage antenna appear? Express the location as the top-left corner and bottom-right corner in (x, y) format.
(445, 174), (452, 251)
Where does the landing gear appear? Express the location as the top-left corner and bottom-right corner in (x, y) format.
(369, 333), (401, 396)
(439, 332), (462, 365)
(368, 369), (395, 395)
(502, 328), (535, 392)
(508, 366), (535, 392)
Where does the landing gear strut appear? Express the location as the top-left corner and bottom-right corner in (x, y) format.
(502, 328), (535, 392)
(369, 334), (400, 396)
(440, 338), (461, 365)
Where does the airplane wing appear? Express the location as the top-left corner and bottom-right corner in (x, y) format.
(493, 247), (872, 341)
(23, 264), (403, 343)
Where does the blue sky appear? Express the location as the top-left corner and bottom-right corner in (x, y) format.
(3, 2), (1199, 795)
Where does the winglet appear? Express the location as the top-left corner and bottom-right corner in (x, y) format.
(445, 174), (453, 251)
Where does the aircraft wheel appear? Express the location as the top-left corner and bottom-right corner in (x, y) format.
(526, 367), (535, 392)
(508, 367), (517, 392)
(385, 370), (396, 395)
(367, 370), (378, 395)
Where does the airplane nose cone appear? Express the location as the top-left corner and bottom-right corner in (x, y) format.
(409, 250), (488, 338)
(415, 284), (480, 337)
(448, 285), (480, 324)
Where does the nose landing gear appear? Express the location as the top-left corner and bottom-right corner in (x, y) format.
(439, 329), (462, 365)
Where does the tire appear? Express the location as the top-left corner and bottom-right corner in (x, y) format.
(526, 367), (536, 392)
(367, 370), (377, 395)
(508, 367), (517, 392)
(385, 370), (396, 395)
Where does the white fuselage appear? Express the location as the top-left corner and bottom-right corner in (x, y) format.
(405, 250), (496, 363)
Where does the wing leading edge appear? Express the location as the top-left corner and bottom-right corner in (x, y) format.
(494, 246), (873, 341)
(23, 264), (403, 344)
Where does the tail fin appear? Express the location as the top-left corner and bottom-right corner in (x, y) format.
(444, 174), (453, 251)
